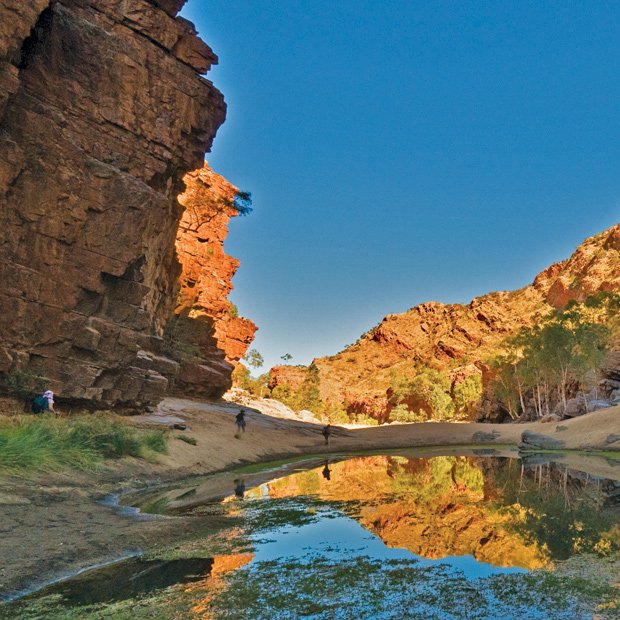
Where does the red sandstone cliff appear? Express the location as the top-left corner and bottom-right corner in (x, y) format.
(0, 1), (254, 404)
(173, 164), (257, 394)
(271, 223), (620, 419)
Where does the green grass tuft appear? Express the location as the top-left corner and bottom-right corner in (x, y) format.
(175, 435), (197, 446)
(0, 415), (168, 473)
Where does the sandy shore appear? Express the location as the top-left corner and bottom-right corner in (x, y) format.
(127, 398), (620, 476)
(0, 398), (618, 600)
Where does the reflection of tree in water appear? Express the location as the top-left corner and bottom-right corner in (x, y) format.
(387, 455), (485, 501)
(491, 461), (620, 561)
(266, 455), (618, 567)
(323, 456), (547, 566)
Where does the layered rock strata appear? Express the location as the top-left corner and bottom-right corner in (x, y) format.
(0, 0), (252, 404)
(271, 223), (620, 420)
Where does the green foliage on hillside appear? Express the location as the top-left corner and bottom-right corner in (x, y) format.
(488, 292), (618, 418)
(389, 366), (456, 421)
(453, 374), (483, 417)
(388, 404), (426, 423)
(233, 365), (269, 397)
(270, 363), (326, 417)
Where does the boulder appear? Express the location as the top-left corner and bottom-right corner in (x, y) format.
(520, 430), (565, 451)
(472, 430), (500, 443)
(540, 413), (562, 423)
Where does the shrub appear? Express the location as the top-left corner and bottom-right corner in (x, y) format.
(388, 404), (425, 423)
(352, 413), (379, 426)
(0, 370), (47, 400)
(452, 375), (483, 419)
(176, 435), (197, 446)
(324, 403), (350, 424)
(232, 190), (253, 216)
(390, 366), (455, 421)
(163, 314), (206, 361)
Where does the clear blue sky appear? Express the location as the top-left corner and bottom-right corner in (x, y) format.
(181, 1), (620, 372)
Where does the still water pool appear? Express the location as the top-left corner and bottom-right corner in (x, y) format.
(4, 452), (620, 619)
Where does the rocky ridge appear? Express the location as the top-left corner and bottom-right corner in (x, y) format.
(0, 0), (254, 404)
(271, 223), (620, 420)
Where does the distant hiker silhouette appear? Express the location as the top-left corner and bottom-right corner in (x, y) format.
(322, 424), (331, 445)
(233, 478), (246, 499)
(235, 409), (246, 438)
(322, 460), (331, 480)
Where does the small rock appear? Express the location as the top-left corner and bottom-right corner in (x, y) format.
(555, 425), (568, 432)
(586, 399), (612, 412)
(540, 413), (562, 423)
(564, 396), (586, 417)
(472, 430), (500, 442)
(606, 434), (620, 445)
(520, 430), (565, 450)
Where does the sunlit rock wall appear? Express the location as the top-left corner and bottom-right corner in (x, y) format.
(0, 0), (251, 404)
(174, 164), (257, 395)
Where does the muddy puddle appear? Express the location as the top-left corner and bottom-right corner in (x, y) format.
(2, 451), (619, 619)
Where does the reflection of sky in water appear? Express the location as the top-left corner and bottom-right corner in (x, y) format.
(251, 507), (526, 580)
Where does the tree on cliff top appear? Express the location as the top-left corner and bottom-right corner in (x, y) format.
(244, 348), (264, 370)
(232, 191), (253, 216)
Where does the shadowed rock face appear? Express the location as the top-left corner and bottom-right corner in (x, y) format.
(0, 1), (252, 404)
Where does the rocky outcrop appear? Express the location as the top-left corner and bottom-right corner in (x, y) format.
(273, 223), (620, 420)
(0, 1), (254, 404)
(173, 164), (257, 394)
(268, 366), (309, 392)
(534, 224), (620, 308)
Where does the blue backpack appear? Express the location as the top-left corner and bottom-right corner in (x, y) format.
(31, 395), (49, 414)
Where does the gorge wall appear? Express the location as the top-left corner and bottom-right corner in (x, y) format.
(0, 0), (254, 404)
(174, 164), (257, 396)
(270, 223), (620, 420)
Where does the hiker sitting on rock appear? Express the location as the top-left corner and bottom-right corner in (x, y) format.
(31, 390), (54, 414)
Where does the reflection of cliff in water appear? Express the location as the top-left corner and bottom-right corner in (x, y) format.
(265, 456), (619, 570)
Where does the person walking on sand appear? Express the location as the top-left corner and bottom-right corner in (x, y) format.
(235, 409), (247, 437)
(322, 423), (331, 445)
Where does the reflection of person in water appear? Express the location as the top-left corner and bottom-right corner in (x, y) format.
(322, 460), (331, 481)
(233, 478), (246, 498)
